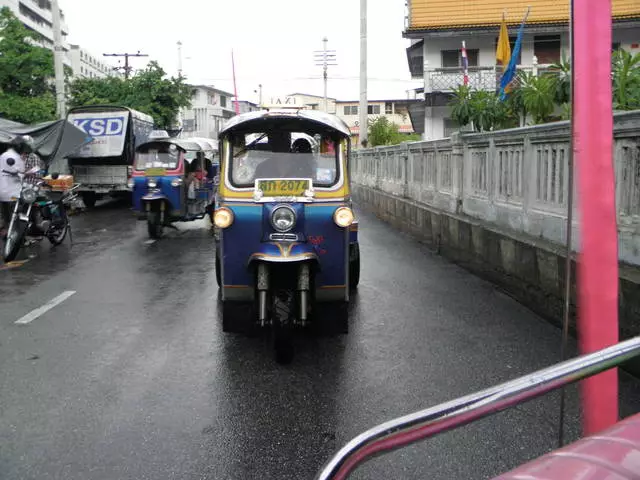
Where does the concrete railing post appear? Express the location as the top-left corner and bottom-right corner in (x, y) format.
(450, 132), (464, 213)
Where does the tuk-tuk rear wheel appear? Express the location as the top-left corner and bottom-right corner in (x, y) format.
(349, 243), (360, 289)
(215, 254), (221, 287)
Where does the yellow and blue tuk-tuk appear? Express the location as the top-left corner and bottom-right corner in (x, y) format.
(213, 109), (360, 363)
(130, 135), (218, 238)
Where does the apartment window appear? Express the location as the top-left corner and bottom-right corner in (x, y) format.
(410, 55), (424, 76)
(494, 36), (522, 65)
(220, 96), (227, 108)
(368, 105), (381, 115)
(344, 105), (358, 115)
(441, 49), (479, 68)
(534, 35), (561, 64)
(385, 102), (393, 114)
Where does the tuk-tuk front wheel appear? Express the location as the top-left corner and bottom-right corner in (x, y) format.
(273, 290), (294, 364)
(147, 210), (163, 239)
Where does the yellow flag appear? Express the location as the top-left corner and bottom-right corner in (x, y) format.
(496, 17), (511, 70)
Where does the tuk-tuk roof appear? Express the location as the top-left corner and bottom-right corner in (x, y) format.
(135, 137), (207, 152)
(184, 137), (218, 152)
(220, 109), (351, 138)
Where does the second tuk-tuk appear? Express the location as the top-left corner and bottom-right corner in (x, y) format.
(130, 134), (218, 238)
(213, 108), (360, 363)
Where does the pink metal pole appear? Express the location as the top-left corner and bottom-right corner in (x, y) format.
(574, 0), (619, 434)
(232, 50), (240, 115)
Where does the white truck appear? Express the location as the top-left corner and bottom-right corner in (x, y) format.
(66, 106), (155, 207)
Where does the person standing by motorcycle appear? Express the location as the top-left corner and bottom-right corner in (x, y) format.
(0, 136), (38, 238)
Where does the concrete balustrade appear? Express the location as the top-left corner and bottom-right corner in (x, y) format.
(351, 111), (640, 351)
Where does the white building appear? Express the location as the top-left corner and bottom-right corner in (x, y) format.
(68, 44), (121, 79)
(404, 0), (640, 140)
(0, 0), (71, 66)
(180, 85), (236, 140)
(336, 99), (419, 147)
(234, 100), (260, 114)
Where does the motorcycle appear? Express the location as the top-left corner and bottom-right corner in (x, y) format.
(2, 167), (79, 263)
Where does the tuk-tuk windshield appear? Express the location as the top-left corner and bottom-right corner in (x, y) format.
(229, 132), (339, 188)
(135, 143), (182, 170)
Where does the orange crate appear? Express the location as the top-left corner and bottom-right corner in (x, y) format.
(44, 175), (74, 191)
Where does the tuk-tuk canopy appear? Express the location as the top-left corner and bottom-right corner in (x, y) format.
(219, 109), (351, 138)
(136, 138), (205, 153)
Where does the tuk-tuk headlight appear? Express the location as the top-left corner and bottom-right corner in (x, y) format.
(171, 178), (183, 187)
(333, 207), (354, 228)
(214, 207), (234, 229)
(22, 186), (37, 204)
(148, 178), (157, 188)
(271, 206), (296, 232)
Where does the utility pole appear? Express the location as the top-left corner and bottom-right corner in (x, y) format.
(359, 0), (368, 147)
(51, 0), (66, 119)
(314, 37), (337, 113)
(254, 84), (263, 108)
(177, 41), (183, 77)
(103, 51), (149, 79)
(177, 41), (184, 133)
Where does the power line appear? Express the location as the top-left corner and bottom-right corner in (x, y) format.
(103, 51), (149, 79)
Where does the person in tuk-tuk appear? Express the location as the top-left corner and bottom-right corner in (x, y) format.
(254, 132), (315, 180)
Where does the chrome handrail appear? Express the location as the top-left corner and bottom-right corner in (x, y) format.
(315, 336), (640, 480)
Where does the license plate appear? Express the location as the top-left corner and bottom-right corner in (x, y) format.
(145, 168), (166, 177)
(256, 179), (311, 197)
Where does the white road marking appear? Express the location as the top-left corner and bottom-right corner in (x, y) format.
(15, 291), (76, 325)
(144, 239), (156, 245)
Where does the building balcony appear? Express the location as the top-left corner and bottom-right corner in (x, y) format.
(425, 65), (555, 92)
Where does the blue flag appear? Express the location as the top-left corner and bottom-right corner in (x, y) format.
(499, 11), (528, 100)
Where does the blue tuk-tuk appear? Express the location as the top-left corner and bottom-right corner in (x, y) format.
(130, 134), (218, 238)
(213, 109), (360, 363)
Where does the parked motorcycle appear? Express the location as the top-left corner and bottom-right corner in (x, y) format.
(2, 167), (79, 263)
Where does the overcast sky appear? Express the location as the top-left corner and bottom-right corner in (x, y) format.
(59, 0), (422, 103)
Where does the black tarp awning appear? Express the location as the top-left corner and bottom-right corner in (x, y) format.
(0, 118), (91, 172)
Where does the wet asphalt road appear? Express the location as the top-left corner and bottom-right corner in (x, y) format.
(0, 199), (639, 480)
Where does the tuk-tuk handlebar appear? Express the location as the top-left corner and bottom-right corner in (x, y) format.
(314, 336), (640, 480)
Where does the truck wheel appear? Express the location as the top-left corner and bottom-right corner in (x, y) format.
(81, 192), (97, 209)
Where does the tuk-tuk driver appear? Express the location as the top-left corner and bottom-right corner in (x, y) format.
(254, 131), (314, 180)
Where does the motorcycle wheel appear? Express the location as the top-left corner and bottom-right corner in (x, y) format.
(3, 220), (27, 263)
(147, 211), (163, 239)
(47, 223), (68, 246)
(273, 290), (294, 364)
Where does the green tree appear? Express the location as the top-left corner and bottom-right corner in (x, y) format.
(367, 116), (418, 146)
(0, 7), (56, 123)
(519, 72), (556, 124)
(449, 86), (517, 132)
(69, 62), (194, 128)
(612, 49), (640, 111)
